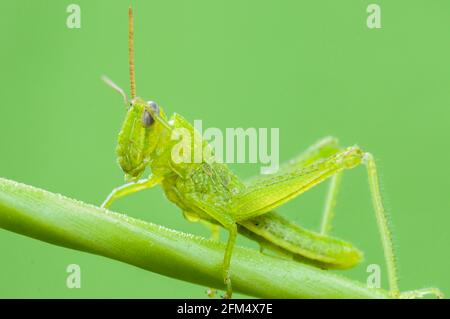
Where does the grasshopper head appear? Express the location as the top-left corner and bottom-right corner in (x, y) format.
(104, 7), (170, 181)
(115, 97), (168, 181)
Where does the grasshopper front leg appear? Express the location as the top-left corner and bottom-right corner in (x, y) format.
(101, 175), (161, 208)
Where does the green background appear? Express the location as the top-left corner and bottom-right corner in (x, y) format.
(0, 0), (449, 298)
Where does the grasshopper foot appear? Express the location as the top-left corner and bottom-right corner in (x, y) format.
(399, 288), (444, 299)
(206, 288), (217, 298)
(222, 269), (232, 299)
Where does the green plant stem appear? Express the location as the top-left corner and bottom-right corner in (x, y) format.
(0, 177), (389, 298)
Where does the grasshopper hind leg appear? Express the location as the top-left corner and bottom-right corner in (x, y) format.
(234, 146), (443, 298)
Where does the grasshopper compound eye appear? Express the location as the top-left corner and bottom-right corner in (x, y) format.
(142, 101), (160, 127)
(147, 101), (160, 114)
(141, 110), (154, 127)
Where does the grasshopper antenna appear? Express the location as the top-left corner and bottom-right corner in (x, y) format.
(128, 6), (136, 100)
(101, 75), (129, 106)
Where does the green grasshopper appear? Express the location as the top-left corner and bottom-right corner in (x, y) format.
(101, 8), (443, 299)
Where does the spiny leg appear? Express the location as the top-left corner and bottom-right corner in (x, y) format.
(320, 172), (343, 235)
(101, 175), (161, 208)
(233, 147), (401, 294)
(271, 140), (392, 279)
(236, 147), (442, 298)
(235, 146), (443, 298)
(318, 155), (442, 298)
(292, 148), (396, 290)
(363, 154), (442, 298)
(363, 153), (398, 295)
